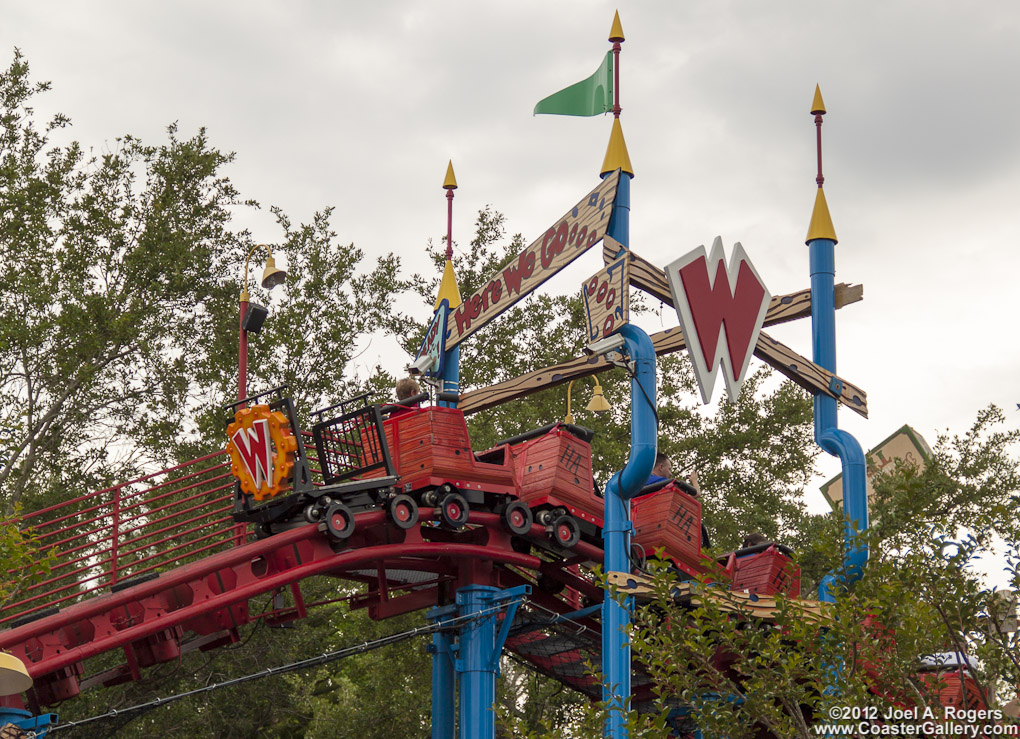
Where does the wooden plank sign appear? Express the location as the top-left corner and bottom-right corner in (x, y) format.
(414, 299), (450, 377)
(819, 424), (931, 508)
(582, 251), (629, 342)
(444, 169), (621, 349)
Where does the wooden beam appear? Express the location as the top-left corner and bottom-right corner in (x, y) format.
(458, 302), (868, 417)
(605, 571), (830, 624)
(601, 241), (863, 324)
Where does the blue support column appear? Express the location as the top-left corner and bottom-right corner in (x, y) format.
(457, 585), (499, 739)
(453, 584), (529, 739)
(428, 604), (457, 739)
(598, 156), (655, 739)
(809, 236), (868, 602)
(439, 344), (460, 408)
(602, 326), (657, 739)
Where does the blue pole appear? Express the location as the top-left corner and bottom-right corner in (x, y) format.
(428, 604), (457, 739)
(439, 344), (460, 408)
(809, 236), (868, 602)
(457, 584), (500, 739)
(602, 323), (657, 738)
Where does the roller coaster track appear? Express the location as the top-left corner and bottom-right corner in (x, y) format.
(0, 447), (612, 710)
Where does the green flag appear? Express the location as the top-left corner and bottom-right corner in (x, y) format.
(534, 51), (613, 117)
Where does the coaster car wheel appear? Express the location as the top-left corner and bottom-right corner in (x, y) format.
(502, 501), (533, 535)
(550, 514), (580, 549)
(389, 494), (419, 529)
(440, 492), (470, 529)
(325, 503), (355, 540)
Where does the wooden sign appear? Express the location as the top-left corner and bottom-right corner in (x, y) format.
(820, 425), (931, 509)
(598, 243), (868, 416)
(444, 169), (621, 349)
(582, 250), (629, 342)
(415, 299), (450, 377)
(456, 249), (868, 417)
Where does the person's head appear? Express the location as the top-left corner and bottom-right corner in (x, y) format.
(651, 452), (671, 478)
(395, 377), (420, 402)
(742, 532), (770, 549)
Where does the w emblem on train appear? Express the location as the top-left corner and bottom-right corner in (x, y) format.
(226, 405), (298, 501)
(664, 237), (770, 405)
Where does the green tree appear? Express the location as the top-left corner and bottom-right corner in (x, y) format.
(0, 49), (409, 512)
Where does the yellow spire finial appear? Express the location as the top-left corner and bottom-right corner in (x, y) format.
(435, 259), (462, 311)
(806, 187), (837, 244)
(811, 84), (826, 115)
(443, 160), (458, 190)
(600, 118), (634, 177)
(609, 11), (625, 42)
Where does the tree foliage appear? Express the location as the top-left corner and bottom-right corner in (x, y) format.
(0, 50), (408, 513)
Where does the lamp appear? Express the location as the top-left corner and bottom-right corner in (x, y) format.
(261, 253), (287, 290)
(564, 375), (611, 424)
(0, 653), (31, 696)
(238, 244), (287, 401)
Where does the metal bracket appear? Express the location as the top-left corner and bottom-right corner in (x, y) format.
(489, 585), (531, 670)
(828, 376), (844, 397)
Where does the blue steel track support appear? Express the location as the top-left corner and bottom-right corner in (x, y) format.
(453, 584), (529, 739)
(428, 604), (457, 739)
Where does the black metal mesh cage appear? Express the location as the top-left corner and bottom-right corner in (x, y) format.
(311, 394), (393, 484)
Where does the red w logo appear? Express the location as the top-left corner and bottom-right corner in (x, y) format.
(664, 238), (770, 404)
(231, 419), (274, 491)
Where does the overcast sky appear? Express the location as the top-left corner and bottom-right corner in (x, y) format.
(4, 1), (1019, 518)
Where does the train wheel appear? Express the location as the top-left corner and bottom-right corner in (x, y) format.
(303, 504), (322, 524)
(440, 492), (470, 529)
(325, 503), (355, 540)
(254, 522), (273, 539)
(550, 515), (580, 548)
(503, 501), (533, 535)
(389, 494), (419, 529)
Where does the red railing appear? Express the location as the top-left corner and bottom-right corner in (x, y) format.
(4, 450), (242, 626)
(4, 434), (328, 627)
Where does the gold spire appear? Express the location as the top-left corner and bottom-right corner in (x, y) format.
(811, 84), (826, 115)
(600, 118), (634, 177)
(434, 258), (462, 311)
(806, 187), (838, 244)
(443, 160), (458, 190)
(609, 10), (625, 42)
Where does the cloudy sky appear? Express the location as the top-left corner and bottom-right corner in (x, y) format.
(4, 1), (1019, 516)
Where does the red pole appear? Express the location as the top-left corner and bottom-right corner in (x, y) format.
(446, 189), (454, 260)
(238, 298), (248, 402)
(612, 40), (621, 119)
(815, 113), (825, 187)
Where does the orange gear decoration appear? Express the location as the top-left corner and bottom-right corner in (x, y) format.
(226, 405), (298, 501)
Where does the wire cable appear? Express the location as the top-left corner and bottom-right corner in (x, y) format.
(49, 598), (527, 732)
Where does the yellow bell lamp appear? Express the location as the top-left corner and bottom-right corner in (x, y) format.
(564, 376), (611, 425)
(0, 653), (31, 696)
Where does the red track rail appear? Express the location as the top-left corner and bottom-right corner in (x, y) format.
(2, 450), (606, 707)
